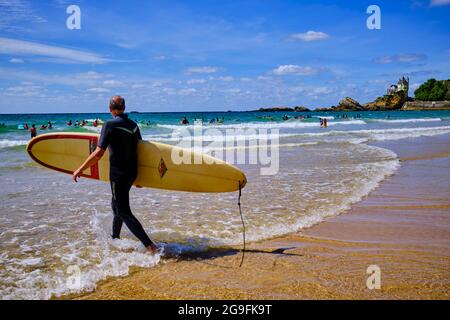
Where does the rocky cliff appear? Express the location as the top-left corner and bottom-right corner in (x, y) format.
(334, 97), (365, 111)
(363, 91), (407, 111)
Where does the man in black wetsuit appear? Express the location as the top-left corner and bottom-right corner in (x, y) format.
(73, 95), (157, 254)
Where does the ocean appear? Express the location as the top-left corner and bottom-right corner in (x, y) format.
(1, 110), (450, 299)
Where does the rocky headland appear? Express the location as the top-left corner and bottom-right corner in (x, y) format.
(252, 78), (450, 112)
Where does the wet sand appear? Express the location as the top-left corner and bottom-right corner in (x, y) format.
(72, 134), (450, 300)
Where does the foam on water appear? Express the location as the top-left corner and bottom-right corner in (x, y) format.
(156, 119), (367, 131)
(278, 125), (450, 142)
(0, 140), (28, 149)
(1, 205), (161, 300)
(143, 132), (300, 143)
(369, 118), (442, 123)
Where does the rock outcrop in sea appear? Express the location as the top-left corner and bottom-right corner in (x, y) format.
(335, 97), (365, 111)
(363, 91), (407, 111)
(255, 106), (311, 112)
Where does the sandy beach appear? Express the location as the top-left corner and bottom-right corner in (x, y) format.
(69, 134), (450, 300)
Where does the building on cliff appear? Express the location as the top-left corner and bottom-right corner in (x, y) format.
(387, 77), (409, 97)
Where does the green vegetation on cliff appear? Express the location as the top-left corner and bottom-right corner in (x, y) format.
(414, 79), (450, 101)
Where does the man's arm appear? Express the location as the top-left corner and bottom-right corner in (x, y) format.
(72, 147), (105, 182)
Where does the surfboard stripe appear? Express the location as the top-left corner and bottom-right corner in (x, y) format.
(88, 136), (100, 180)
(27, 134), (102, 180)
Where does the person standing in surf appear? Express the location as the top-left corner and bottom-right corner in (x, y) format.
(30, 124), (37, 139)
(72, 95), (158, 254)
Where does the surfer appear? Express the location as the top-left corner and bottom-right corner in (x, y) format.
(72, 95), (158, 255)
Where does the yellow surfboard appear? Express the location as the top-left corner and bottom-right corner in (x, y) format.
(27, 132), (247, 193)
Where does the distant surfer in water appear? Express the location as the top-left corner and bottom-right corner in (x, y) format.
(72, 95), (158, 255)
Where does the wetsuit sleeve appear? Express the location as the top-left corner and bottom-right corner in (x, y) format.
(137, 126), (142, 140)
(98, 121), (112, 150)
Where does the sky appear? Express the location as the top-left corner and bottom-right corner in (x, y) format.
(0, 0), (449, 113)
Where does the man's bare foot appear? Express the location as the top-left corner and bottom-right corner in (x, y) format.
(146, 243), (158, 255)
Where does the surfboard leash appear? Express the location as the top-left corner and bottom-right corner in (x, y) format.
(238, 181), (246, 267)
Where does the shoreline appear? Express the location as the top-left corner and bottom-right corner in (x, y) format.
(67, 134), (450, 300)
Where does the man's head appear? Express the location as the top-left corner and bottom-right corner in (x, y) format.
(109, 95), (126, 115)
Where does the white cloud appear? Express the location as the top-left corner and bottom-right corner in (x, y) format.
(163, 87), (176, 95)
(9, 58), (24, 63)
(187, 78), (206, 84)
(87, 88), (110, 93)
(289, 31), (330, 42)
(0, 0), (47, 32)
(0, 37), (111, 64)
(131, 84), (146, 89)
(310, 87), (333, 95)
(179, 88), (197, 95)
(4, 82), (44, 97)
(0, 68), (111, 87)
(430, 0), (450, 6)
(217, 76), (234, 82)
(223, 89), (241, 94)
(103, 80), (124, 87)
(79, 71), (104, 79)
(272, 65), (319, 76)
(186, 66), (222, 74)
(54, 0), (74, 7)
(374, 53), (427, 64)
(367, 79), (387, 84)
(116, 42), (137, 49)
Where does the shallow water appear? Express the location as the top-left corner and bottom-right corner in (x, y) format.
(1, 110), (450, 299)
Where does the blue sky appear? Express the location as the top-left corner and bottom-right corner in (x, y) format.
(0, 0), (449, 113)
